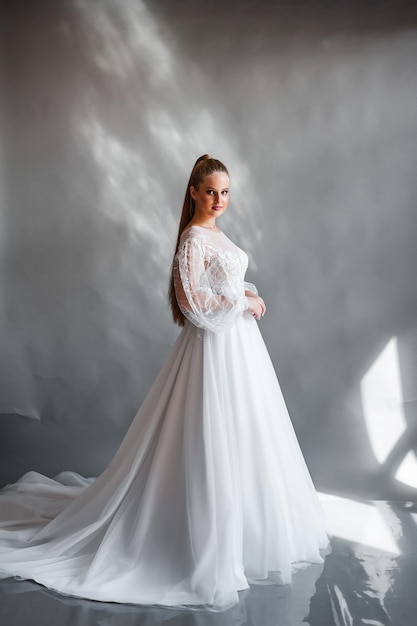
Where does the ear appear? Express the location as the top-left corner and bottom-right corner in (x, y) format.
(190, 186), (197, 200)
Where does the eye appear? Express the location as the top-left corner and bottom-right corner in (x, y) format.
(206, 190), (215, 195)
(221, 190), (229, 196)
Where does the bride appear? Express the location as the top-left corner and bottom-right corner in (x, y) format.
(0, 155), (328, 611)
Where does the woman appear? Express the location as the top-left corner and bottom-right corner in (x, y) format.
(0, 155), (328, 611)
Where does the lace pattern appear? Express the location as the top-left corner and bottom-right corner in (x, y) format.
(174, 227), (251, 333)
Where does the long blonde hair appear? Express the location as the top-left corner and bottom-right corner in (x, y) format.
(169, 154), (229, 326)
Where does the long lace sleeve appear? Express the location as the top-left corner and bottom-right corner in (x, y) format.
(244, 282), (258, 296)
(174, 236), (248, 333)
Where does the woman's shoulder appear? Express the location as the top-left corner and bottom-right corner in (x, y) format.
(182, 225), (203, 237)
(179, 225), (199, 246)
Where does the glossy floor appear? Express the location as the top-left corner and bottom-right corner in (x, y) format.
(1, 497), (416, 626)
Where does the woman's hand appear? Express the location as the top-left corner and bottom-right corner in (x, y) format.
(246, 294), (266, 320)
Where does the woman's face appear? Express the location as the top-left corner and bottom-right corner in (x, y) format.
(190, 172), (230, 221)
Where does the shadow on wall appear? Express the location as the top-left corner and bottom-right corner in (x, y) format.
(0, 0), (416, 497)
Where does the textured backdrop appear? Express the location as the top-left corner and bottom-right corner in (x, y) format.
(1, 0), (416, 498)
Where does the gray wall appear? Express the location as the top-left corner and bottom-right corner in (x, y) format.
(1, 0), (416, 499)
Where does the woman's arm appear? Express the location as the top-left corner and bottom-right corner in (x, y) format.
(175, 237), (249, 332)
(244, 282), (265, 319)
(245, 294), (266, 320)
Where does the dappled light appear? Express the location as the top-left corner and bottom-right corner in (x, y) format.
(82, 118), (175, 251)
(77, 0), (174, 83)
(74, 0), (262, 263)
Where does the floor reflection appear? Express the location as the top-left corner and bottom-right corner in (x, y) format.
(306, 500), (417, 626)
(307, 538), (393, 626)
(1, 500), (417, 626)
(0, 563), (323, 626)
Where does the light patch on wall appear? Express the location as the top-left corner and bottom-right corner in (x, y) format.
(395, 451), (417, 490)
(361, 337), (406, 463)
(360, 337), (417, 489)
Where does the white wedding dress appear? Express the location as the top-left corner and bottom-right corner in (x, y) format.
(0, 225), (329, 610)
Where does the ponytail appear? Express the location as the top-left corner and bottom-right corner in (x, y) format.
(168, 155), (229, 326)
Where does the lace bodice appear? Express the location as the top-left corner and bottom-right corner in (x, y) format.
(174, 225), (256, 333)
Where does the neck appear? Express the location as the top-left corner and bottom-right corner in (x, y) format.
(191, 219), (218, 231)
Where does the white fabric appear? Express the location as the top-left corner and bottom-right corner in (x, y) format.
(174, 227), (249, 333)
(0, 225), (329, 610)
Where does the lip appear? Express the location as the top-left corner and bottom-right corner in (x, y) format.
(212, 206), (223, 210)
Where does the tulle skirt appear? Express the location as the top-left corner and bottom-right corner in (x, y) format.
(0, 315), (329, 610)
